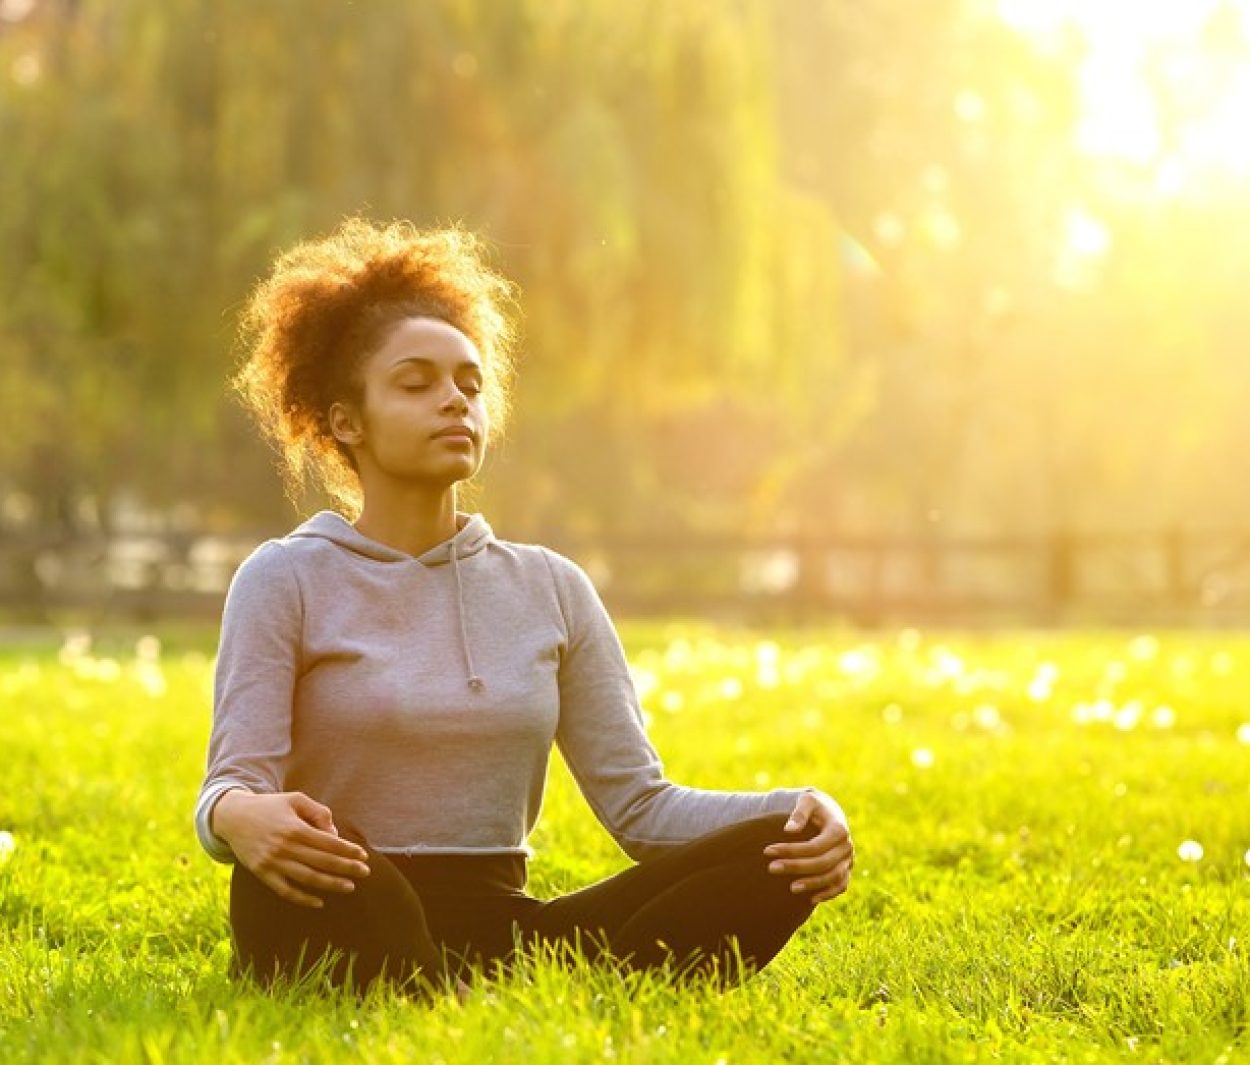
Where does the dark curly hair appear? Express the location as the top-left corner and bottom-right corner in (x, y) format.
(231, 217), (518, 516)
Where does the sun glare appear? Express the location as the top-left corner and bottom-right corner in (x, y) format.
(998, 0), (1250, 181)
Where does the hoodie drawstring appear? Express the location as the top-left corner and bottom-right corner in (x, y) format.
(450, 546), (484, 692)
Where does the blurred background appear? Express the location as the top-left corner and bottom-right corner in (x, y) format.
(2, 0), (1249, 626)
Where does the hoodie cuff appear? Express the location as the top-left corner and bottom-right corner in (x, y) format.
(194, 781), (250, 864)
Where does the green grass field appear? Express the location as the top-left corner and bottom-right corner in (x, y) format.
(1, 623), (1247, 1063)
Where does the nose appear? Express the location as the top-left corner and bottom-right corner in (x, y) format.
(439, 382), (470, 414)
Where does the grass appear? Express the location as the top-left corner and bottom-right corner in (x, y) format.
(0, 621), (1247, 1063)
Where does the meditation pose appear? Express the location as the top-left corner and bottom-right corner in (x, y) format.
(194, 218), (854, 998)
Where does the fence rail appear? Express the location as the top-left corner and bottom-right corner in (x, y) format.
(4, 526), (1250, 626)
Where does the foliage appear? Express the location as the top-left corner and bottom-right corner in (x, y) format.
(2, 0), (1250, 545)
(0, 0), (847, 537)
(1, 623), (1247, 1062)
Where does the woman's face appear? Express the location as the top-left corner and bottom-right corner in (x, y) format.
(331, 315), (490, 487)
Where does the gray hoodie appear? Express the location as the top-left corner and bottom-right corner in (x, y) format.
(194, 510), (813, 864)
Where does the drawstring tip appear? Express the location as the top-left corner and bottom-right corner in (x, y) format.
(468, 676), (484, 692)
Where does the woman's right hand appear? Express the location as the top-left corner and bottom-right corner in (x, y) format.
(212, 790), (371, 909)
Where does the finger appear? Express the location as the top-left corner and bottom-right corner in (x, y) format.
(290, 792), (337, 832)
(263, 871), (326, 910)
(286, 843), (372, 880)
(790, 857), (851, 893)
(808, 865), (853, 905)
(808, 880), (849, 906)
(783, 797), (812, 833)
(291, 823), (370, 862)
(764, 829), (852, 860)
(790, 856), (853, 897)
(767, 841), (854, 876)
(278, 857), (362, 896)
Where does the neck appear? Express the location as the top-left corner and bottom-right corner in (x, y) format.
(352, 480), (462, 558)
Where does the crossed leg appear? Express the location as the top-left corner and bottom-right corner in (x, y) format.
(226, 813), (819, 996)
(513, 813), (819, 986)
(227, 821), (450, 999)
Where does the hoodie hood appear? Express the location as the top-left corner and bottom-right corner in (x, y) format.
(289, 510), (494, 566)
(289, 510), (494, 692)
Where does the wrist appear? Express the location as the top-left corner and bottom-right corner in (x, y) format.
(210, 788), (252, 840)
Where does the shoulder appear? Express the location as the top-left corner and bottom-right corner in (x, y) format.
(226, 537), (302, 603)
(235, 535), (294, 573)
(531, 543), (595, 591)
(487, 537), (601, 603)
(481, 533), (575, 577)
(533, 545), (608, 626)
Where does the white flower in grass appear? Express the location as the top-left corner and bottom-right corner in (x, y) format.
(135, 635), (161, 662)
(756, 663), (781, 689)
(838, 648), (875, 678)
(0, 831), (14, 863)
(659, 690), (684, 713)
(629, 665), (659, 700)
(1028, 662), (1059, 701)
(136, 664), (167, 698)
(755, 640), (781, 669)
(58, 630), (92, 664)
(1073, 699), (1115, 726)
(1236, 723), (1250, 745)
(933, 648), (964, 679)
(1244, 849), (1250, 871)
(92, 657), (122, 683)
(911, 747), (935, 769)
(1150, 705), (1176, 729)
(1113, 702), (1141, 731)
(1177, 840), (1204, 863)
(973, 703), (1002, 730)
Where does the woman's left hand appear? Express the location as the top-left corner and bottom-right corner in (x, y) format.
(764, 789), (854, 906)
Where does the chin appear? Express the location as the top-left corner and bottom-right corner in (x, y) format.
(407, 459), (480, 487)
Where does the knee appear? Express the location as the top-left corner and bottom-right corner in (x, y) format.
(720, 812), (820, 852)
(721, 816), (822, 907)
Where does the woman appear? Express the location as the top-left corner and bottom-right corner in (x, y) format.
(194, 218), (854, 1000)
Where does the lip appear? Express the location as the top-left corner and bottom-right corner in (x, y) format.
(431, 425), (475, 441)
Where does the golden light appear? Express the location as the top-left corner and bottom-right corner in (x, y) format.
(998, 0), (1250, 182)
(1064, 208), (1111, 257)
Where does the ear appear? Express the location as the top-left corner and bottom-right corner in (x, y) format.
(328, 400), (364, 448)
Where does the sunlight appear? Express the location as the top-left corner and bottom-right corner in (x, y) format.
(1063, 208), (1111, 257)
(998, 0), (1250, 180)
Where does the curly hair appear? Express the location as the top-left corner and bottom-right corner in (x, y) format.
(231, 217), (519, 517)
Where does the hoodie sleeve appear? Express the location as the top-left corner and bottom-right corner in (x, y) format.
(544, 550), (818, 862)
(193, 540), (304, 863)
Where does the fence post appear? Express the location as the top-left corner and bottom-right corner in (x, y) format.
(1045, 530), (1074, 624)
(1164, 526), (1186, 614)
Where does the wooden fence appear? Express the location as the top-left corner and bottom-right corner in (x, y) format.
(3, 526), (1250, 626)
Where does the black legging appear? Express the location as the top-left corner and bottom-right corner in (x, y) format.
(227, 813), (819, 998)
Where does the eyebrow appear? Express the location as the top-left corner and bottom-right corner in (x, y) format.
(388, 356), (483, 375)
